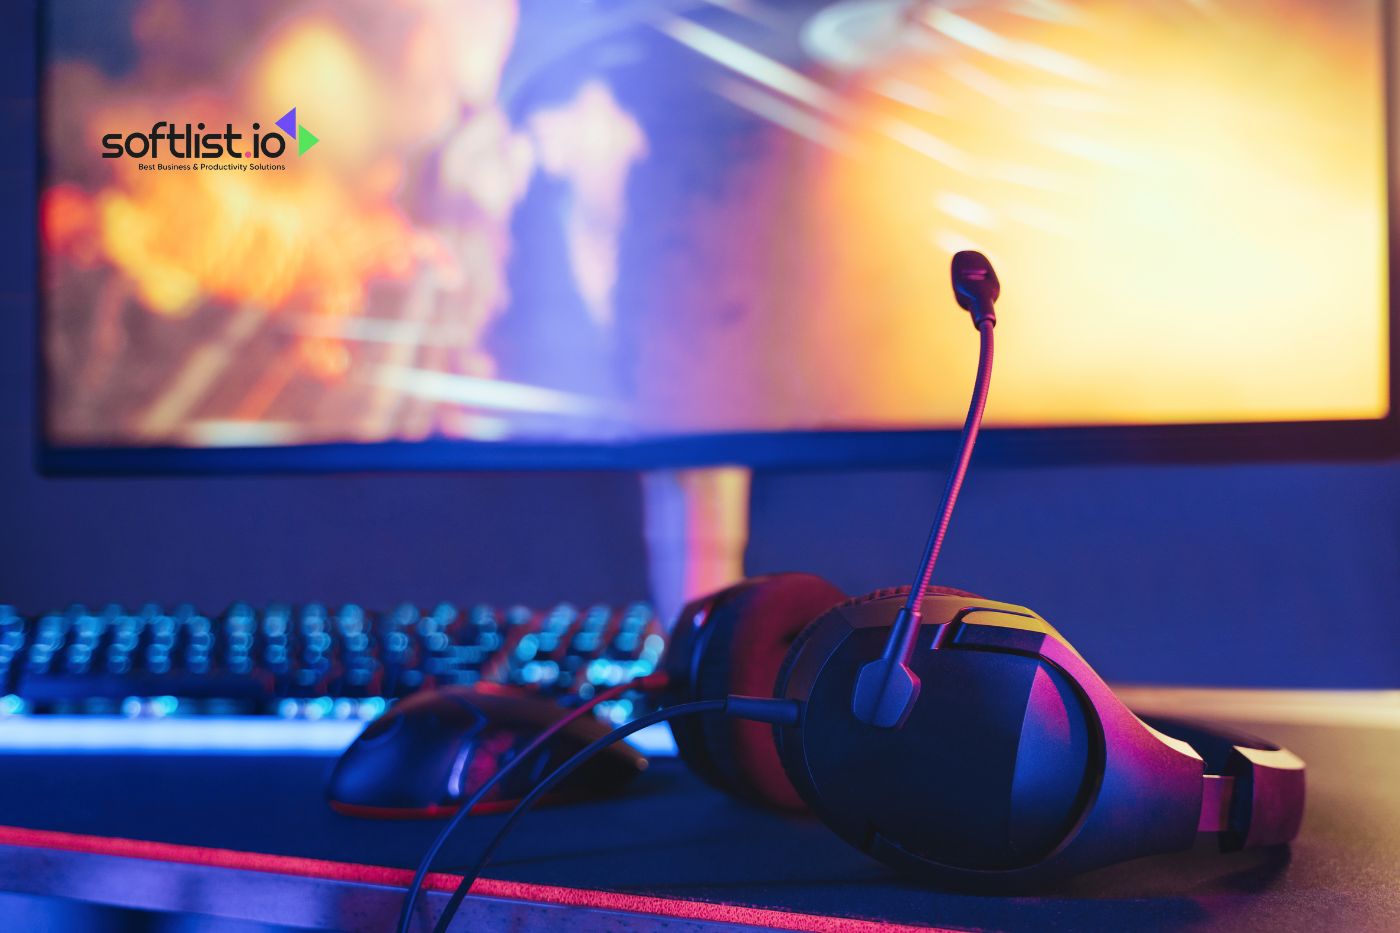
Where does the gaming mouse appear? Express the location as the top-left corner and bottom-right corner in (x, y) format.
(327, 683), (648, 818)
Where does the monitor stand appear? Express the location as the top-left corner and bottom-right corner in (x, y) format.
(640, 467), (751, 628)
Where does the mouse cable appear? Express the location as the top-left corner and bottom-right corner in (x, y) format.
(395, 671), (670, 933)
(430, 695), (800, 933)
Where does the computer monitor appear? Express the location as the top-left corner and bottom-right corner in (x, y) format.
(37, 0), (1398, 472)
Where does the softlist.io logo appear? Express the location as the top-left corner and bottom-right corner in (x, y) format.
(101, 107), (318, 172)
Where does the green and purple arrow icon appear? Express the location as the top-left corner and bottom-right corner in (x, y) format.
(275, 107), (318, 155)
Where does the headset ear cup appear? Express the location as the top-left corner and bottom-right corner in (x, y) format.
(663, 582), (749, 795)
(772, 607), (835, 718)
(664, 573), (846, 808)
(772, 583), (986, 796)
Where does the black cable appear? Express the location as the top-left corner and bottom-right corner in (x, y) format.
(395, 674), (665, 933)
(429, 699), (727, 933)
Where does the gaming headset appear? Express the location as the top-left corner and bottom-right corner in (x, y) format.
(406, 252), (1308, 932)
(659, 252), (1305, 886)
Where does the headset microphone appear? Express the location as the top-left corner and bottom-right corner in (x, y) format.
(951, 249), (1000, 327)
(851, 250), (1000, 728)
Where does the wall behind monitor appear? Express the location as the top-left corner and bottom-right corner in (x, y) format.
(4, 1), (1398, 688)
(746, 464), (1400, 688)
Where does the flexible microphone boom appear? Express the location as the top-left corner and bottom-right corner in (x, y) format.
(850, 250), (1000, 728)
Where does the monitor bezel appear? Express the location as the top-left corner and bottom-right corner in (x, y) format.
(34, 1), (1400, 475)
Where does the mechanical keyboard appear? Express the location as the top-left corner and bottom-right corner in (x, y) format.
(0, 602), (665, 725)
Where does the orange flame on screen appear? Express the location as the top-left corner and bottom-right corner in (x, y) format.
(91, 165), (418, 321)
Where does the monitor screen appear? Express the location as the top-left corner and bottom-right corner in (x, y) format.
(38, 0), (1394, 468)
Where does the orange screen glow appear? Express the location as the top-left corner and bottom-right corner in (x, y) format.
(41, 0), (1389, 448)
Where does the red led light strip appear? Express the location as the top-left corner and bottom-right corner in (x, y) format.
(0, 824), (953, 932)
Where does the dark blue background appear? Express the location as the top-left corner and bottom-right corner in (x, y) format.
(4, 1), (1398, 687)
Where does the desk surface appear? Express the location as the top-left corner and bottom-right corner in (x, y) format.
(0, 689), (1396, 932)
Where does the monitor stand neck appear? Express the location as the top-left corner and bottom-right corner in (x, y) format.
(641, 466), (751, 629)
